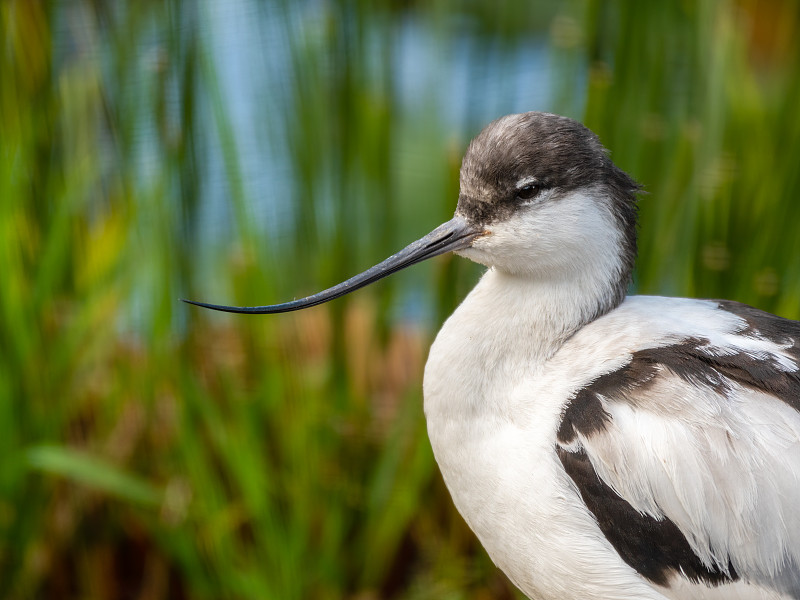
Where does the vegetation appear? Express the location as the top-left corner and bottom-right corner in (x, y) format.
(1, 0), (798, 598)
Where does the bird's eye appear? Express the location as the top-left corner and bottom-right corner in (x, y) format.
(516, 184), (541, 201)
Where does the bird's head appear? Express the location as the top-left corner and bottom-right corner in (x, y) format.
(455, 112), (639, 288)
(184, 112), (640, 315)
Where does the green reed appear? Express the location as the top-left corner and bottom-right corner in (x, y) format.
(1, 0), (799, 598)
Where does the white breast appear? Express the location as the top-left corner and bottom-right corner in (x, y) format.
(423, 276), (678, 599)
(422, 271), (800, 600)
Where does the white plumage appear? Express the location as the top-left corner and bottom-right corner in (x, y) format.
(187, 112), (800, 599)
(426, 288), (800, 599)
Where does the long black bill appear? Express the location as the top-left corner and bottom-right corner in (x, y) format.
(183, 215), (482, 314)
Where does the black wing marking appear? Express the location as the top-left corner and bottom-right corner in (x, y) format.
(557, 447), (737, 587)
(556, 299), (800, 592)
(559, 300), (800, 445)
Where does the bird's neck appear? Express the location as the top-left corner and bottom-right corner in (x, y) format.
(425, 262), (625, 418)
(474, 265), (623, 361)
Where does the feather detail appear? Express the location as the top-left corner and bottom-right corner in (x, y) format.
(557, 299), (800, 597)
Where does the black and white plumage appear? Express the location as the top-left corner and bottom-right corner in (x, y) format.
(186, 112), (800, 599)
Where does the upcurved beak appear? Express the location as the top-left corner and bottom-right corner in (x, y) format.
(183, 215), (482, 314)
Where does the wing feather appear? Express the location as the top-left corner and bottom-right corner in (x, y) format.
(557, 300), (800, 596)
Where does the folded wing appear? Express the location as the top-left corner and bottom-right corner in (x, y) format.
(557, 300), (800, 596)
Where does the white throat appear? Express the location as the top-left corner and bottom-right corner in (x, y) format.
(425, 258), (619, 419)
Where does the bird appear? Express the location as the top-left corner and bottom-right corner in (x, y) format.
(185, 112), (800, 600)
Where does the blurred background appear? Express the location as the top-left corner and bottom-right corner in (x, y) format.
(2, 0), (800, 598)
